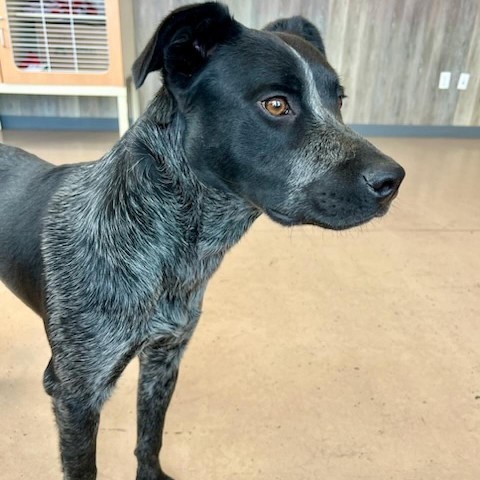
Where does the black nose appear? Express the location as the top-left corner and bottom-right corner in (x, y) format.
(363, 163), (405, 200)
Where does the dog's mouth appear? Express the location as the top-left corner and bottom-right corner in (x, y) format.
(265, 204), (391, 230)
(265, 208), (298, 226)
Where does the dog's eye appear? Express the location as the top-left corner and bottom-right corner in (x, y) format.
(262, 97), (290, 116)
(337, 92), (347, 110)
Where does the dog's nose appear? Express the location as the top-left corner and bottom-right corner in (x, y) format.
(363, 163), (405, 200)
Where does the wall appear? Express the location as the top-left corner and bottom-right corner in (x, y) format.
(1, 0), (479, 127)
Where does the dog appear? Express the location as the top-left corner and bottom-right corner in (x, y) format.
(0, 3), (404, 479)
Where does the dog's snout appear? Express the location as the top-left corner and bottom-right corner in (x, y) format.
(363, 163), (405, 200)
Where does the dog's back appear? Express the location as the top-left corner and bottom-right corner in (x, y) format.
(0, 144), (70, 315)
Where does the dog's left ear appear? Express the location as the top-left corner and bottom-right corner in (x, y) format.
(263, 16), (326, 56)
(133, 2), (240, 89)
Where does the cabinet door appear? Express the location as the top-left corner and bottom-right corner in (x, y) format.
(0, 0), (123, 86)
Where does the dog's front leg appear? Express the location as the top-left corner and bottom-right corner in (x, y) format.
(44, 338), (136, 479)
(135, 342), (185, 480)
(52, 393), (101, 480)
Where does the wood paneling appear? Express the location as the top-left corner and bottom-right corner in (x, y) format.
(454, 2), (480, 125)
(326, 0), (479, 125)
(1, 0), (479, 126)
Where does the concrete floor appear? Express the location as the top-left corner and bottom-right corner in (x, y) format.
(0, 131), (479, 479)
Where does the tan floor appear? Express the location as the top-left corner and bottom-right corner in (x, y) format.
(0, 131), (479, 480)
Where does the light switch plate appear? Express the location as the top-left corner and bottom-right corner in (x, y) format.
(438, 72), (451, 89)
(457, 73), (470, 90)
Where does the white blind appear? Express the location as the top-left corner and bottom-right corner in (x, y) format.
(6, 0), (109, 73)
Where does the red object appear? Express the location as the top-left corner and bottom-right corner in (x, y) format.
(26, 1), (98, 16)
(18, 53), (42, 69)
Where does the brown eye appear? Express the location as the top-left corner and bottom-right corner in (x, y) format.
(262, 97), (290, 116)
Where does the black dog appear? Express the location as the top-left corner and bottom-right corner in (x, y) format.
(0, 3), (404, 479)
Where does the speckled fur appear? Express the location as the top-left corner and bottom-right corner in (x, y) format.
(40, 91), (259, 479)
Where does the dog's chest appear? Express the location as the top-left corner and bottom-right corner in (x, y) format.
(42, 160), (258, 350)
(141, 249), (225, 345)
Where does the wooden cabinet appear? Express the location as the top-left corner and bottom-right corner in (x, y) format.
(0, 0), (138, 134)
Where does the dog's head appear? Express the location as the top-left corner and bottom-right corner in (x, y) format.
(133, 2), (405, 230)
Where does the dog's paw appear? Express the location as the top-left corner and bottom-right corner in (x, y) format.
(136, 467), (175, 480)
(157, 472), (175, 480)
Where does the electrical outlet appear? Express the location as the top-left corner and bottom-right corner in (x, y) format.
(457, 73), (470, 90)
(438, 71), (451, 89)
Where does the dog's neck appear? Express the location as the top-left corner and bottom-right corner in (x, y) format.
(96, 88), (260, 260)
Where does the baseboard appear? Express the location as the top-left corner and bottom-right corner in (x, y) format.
(350, 124), (480, 138)
(1, 116), (480, 137)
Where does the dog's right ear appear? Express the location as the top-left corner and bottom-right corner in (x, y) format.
(132, 2), (240, 89)
(263, 16), (326, 56)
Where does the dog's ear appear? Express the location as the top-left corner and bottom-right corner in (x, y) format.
(132, 2), (240, 89)
(263, 16), (326, 56)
